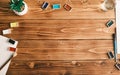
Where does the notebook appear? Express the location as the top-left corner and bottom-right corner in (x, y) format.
(116, 0), (120, 54)
(0, 35), (18, 75)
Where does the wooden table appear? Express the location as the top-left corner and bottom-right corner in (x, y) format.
(0, 0), (119, 75)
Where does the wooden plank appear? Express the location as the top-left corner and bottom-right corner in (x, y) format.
(0, 0), (116, 74)
(11, 39), (114, 60)
(7, 60), (120, 75)
(0, 0), (115, 20)
(0, 19), (115, 40)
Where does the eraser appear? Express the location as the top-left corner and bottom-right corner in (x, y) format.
(8, 39), (15, 44)
(106, 20), (114, 27)
(42, 2), (49, 10)
(9, 47), (16, 52)
(52, 4), (60, 9)
(2, 29), (11, 35)
(115, 63), (120, 70)
(107, 51), (114, 59)
(10, 22), (19, 27)
(63, 4), (72, 11)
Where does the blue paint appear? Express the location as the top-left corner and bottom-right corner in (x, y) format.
(42, 2), (49, 9)
(52, 4), (60, 9)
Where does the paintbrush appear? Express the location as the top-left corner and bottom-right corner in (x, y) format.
(113, 33), (117, 62)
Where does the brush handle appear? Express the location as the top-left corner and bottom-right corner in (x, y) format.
(113, 34), (117, 62)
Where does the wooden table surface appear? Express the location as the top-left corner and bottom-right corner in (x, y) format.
(0, 0), (120, 75)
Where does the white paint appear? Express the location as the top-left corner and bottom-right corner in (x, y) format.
(2, 29), (11, 35)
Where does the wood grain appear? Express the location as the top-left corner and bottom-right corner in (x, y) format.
(0, 0), (117, 75)
(7, 60), (120, 75)
(9, 39), (114, 60)
(0, 19), (115, 40)
(0, 0), (115, 20)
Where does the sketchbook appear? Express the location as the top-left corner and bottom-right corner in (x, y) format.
(0, 35), (18, 75)
(116, 0), (120, 54)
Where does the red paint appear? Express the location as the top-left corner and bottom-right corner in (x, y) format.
(63, 4), (72, 11)
(9, 47), (16, 52)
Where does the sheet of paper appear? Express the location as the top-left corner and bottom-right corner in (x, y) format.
(116, 0), (120, 54)
(0, 35), (18, 75)
(0, 61), (11, 75)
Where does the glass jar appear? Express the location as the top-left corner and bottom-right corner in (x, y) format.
(100, 0), (114, 11)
